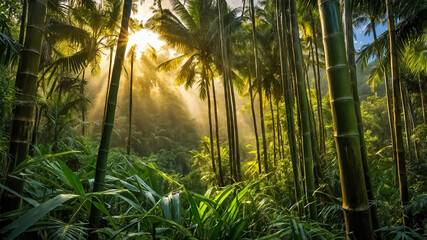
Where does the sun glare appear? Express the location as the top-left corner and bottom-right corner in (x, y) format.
(126, 29), (165, 56)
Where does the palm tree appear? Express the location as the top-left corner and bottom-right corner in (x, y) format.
(148, 0), (241, 183)
(0, 0), (47, 216)
(147, 0), (221, 184)
(89, 0), (132, 231)
(317, 0), (374, 238)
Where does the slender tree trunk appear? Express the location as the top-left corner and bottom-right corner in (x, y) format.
(290, 0), (317, 220)
(89, 0), (132, 232)
(386, 0), (410, 227)
(318, 0), (374, 238)
(249, 76), (262, 173)
(372, 19), (398, 185)
(404, 85), (419, 162)
(276, 101), (283, 160)
(344, 0), (379, 232)
(205, 71), (217, 183)
(18, 0), (28, 46)
(400, 82), (412, 163)
(229, 76), (241, 181)
(0, 0), (47, 217)
(305, 62), (322, 186)
(80, 70), (86, 136)
(127, 50), (134, 155)
(103, 46), (114, 126)
(310, 12), (326, 156)
(211, 78), (224, 186)
(218, 0), (235, 182)
(249, 0), (268, 173)
(418, 74), (426, 124)
(279, 0), (303, 216)
(269, 92), (277, 168)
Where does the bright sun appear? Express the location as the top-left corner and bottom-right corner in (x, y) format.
(126, 29), (165, 55)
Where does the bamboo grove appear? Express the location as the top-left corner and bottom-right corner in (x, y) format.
(0, 0), (426, 239)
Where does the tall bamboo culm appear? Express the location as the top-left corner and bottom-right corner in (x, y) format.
(249, 0), (269, 173)
(290, 0), (317, 220)
(317, 0), (374, 238)
(276, 0), (303, 215)
(385, 0), (410, 227)
(0, 0), (47, 217)
(343, 0), (379, 232)
(89, 0), (133, 233)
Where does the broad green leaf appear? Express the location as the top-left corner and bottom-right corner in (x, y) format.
(0, 183), (39, 207)
(171, 193), (181, 224)
(59, 160), (85, 196)
(1, 194), (78, 240)
(161, 196), (172, 220)
(92, 201), (118, 230)
(183, 187), (201, 226)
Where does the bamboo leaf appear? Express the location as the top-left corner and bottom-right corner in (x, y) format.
(1, 194), (78, 240)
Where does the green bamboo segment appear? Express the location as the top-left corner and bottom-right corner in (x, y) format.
(89, 0), (132, 230)
(0, 0), (47, 215)
(385, 0), (410, 227)
(343, 0), (379, 231)
(290, 0), (317, 220)
(318, 0), (374, 238)
(276, 0), (303, 215)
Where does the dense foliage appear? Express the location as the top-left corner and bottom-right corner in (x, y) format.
(0, 0), (425, 239)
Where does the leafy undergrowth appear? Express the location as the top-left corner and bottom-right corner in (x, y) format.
(0, 145), (339, 240)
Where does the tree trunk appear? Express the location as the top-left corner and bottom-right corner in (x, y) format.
(127, 49), (134, 155)
(211, 78), (224, 186)
(310, 11), (326, 156)
(80, 70), (86, 136)
(318, 0), (374, 238)
(249, 76), (262, 173)
(418, 74), (426, 124)
(404, 85), (419, 162)
(205, 69), (217, 183)
(218, 0), (235, 182)
(269, 92), (277, 168)
(276, 101), (283, 160)
(278, 0), (303, 215)
(290, 0), (317, 220)
(386, 0), (410, 227)
(249, 0), (268, 173)
(344, 0), (379, 232)
(89, 0), (132, 232)
(229, 76), (241, 181)
(372, 18), (398, 186)
(304, 61), (322, 186)
(18, 0), (28, 46)
(0, 0), (47, 217)
(103, 46), (114, 126)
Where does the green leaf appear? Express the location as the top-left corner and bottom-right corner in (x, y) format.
(59, 160), (85, 196)
(171, 193), (181, 224)
(183, 187), (201, 226)
(161, 196), (172, 220)
(0, 183), (39, 207)
(1, 194), (78, 240)
(92, 201), (118, 230)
